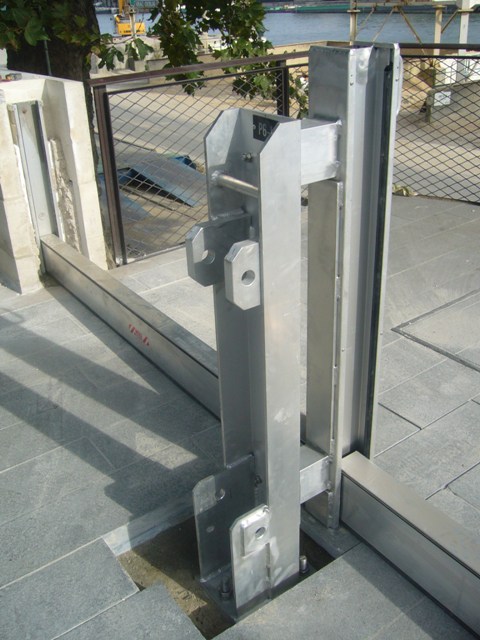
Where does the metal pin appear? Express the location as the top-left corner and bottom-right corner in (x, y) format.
(299, 555), (309, 574)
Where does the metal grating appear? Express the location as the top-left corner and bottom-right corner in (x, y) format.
(93, 49), (480, 265)
(93, 57), (308, 263)
(395, 55), (480, 203)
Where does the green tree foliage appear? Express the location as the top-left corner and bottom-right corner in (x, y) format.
(0, 0), (152, 80)
(150, 0), (269, 67)
(0, 0), (269, 82)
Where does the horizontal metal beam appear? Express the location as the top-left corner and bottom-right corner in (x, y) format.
(300, 446), (330, 504)
(41, 235), (220, 417)
(341, 452), (480, 634)
(300, 119), (339, 185)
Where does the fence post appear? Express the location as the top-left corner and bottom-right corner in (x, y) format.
(276, 60), (290, 117)
(92, 85), (127, 265)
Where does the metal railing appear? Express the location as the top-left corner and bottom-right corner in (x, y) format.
(91, 52), (308, 264)
(91, 45), (480, 265)
(395, 47), (480, 203)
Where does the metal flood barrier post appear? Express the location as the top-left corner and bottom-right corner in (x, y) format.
(185, 44), (402, 618)
(40, 44), (480, 631)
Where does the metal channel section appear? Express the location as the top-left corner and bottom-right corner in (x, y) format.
(40, 44), (480, 632)
(305, 45), (402, 529)
(8, 101), (60, 247)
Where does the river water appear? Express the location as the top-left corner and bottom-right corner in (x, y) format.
(97, 9), (480, 45)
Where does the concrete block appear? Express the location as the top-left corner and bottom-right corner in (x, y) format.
(379, 359), (480, 428)
(374, 405), (419, 455)
(72, 180), (108, 268)
(0, 203), (14, 254)
(375, 401), (480, 498)
(0, 107), (27, 201)
(61, 582), (203, 640)
(0, 247), (21, 292)
(0, 540), (137, 640)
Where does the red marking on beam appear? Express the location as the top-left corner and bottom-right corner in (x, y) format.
(128, 323), (150, 347)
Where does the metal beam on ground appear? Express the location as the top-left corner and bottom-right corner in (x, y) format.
(41, 234), (220, 417)
(342, 452), (480, 633)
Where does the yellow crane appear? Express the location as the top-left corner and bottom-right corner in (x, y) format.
(115, 0), (146, 36)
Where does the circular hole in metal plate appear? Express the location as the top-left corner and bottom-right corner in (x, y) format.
(202, 249), (216, 264)
(241, 270), (255, 286)
(255, 526), (266, 540)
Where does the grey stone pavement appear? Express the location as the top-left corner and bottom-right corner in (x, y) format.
(1, 195), (479, 638)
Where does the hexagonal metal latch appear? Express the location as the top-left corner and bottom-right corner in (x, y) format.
(224, 240), (260, 310)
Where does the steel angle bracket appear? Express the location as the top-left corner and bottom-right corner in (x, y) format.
(231, 505), (272, 616)
(193, 456), (256, 619)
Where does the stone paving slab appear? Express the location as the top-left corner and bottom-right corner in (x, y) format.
(398, 291), (480, 369)
(374, 405), (419, 456)
(0, 315), (89, 364)
(384, 266), (480, 328)
(0, 540), (138, 640)
(428, 487), (480, 539)
(0, 436), (217, 588)
(379, 337), (445, 393)
(60, 581), (203, 639)
(373, 596), (476, 639)
(446, 462), (480, 511)
(390, 208), (480, 250)
(217, 543), (475, 640)
(379, 359), (480, 429)
(387, 230), (480, 276)
(375, 401), (480, 498)
(0, 437), (114, 526)
(88, 395), (219, 470)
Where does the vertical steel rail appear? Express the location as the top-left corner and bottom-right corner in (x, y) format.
(276, 60), (290, 117)
(305, 45), (401, 528)
(92, 85), (127, 265)
(188, 109), (302, 617)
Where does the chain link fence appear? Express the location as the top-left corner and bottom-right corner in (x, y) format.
(92, 54), (308, 263)
(92, 47), (480, 264)
(395, 53), (480, 202)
